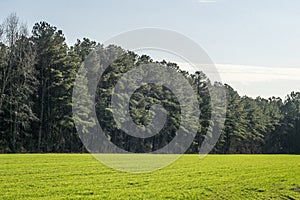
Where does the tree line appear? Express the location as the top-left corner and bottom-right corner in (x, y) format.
(0, 14), (299, 154)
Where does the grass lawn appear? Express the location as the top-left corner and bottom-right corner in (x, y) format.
(0, 154), (300, 199)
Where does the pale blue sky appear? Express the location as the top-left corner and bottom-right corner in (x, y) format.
(1, 0), (300, 98)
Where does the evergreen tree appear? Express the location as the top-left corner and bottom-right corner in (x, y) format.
(31, 22), (76, 152)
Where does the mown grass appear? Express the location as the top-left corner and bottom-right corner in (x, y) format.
(0, 154), (300, 199)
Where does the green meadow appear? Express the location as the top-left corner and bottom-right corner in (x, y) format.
(0, 154), (300, 199)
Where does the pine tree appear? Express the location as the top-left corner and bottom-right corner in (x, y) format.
(31, 22), (73, 152)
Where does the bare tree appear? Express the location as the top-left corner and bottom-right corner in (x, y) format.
(0, 13), (28, 111)
(0, 13), (37, 152)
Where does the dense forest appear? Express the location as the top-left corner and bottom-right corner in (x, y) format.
(0, 14), (299, 154)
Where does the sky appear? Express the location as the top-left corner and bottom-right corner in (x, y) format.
(1, 0), (300, 99)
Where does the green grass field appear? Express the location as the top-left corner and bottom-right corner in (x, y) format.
(1, 154), (300, 199)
